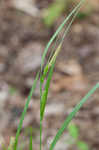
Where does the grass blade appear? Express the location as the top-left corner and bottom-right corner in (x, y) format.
(41, 0), (85, 68)
(40, 0), (83, 86)
(41, 60), (56, 121)
(44, 1), (83, 72)
(40, 60), (55, 150)
(40, 116), (42, 150)
(29, 128), (33, 150)
(13, 72), (39, 150)
(49, 83), (99, 150)
(39, 4), (83, 147)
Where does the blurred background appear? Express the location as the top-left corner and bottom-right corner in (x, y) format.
(0, 0), (99, 150)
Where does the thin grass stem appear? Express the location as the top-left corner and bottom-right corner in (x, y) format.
(13, 72), (39, 150)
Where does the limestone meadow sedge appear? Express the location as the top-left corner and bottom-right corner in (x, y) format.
(9, 0), (99, 150)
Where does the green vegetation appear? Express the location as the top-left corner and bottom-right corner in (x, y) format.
(29, 128), (33, 150)
(43, 0), (67, 27)
(43, 0), (91, 27)
(8, 137), (15, 150)
(5, 0), (99, 150)
(68, 123), (89, 150)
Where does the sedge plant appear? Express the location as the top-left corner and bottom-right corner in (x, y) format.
(8, 0), (99, 150)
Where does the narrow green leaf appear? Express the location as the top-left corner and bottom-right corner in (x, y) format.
(41, 0), (83, 84)
(40, 0), (84, 120)
(40, 61), (55, 150)
(13, 72), (39, 150)
(40, 64), (49, 84)
(40, 2), (85, 149)
(41, 0), (85, 68)
(40, 117), (42, 150)
(49, 83), (99, 150)
(29, 128), (33, 150)
(41, 60), (55, 120)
